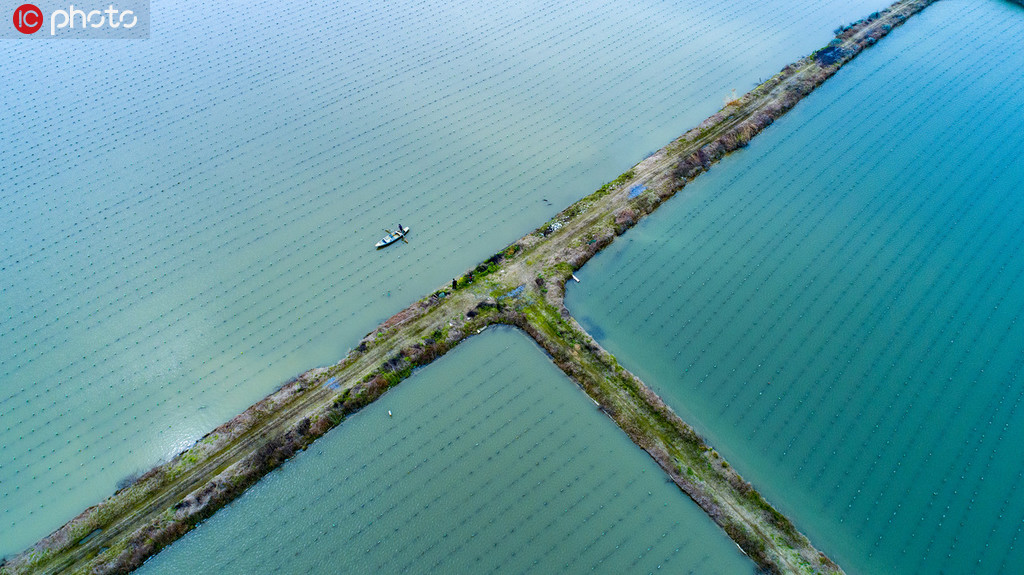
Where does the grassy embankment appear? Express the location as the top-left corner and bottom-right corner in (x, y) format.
(2, 1), (935, 573)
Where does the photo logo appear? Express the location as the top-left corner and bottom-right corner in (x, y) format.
(49, 4), (137, 35)
(3, 0), (148, 38)
(12, 3), (41, 33)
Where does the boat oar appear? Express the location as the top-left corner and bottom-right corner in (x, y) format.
(383, 228), (409, 244)
(388, 227), (409, 244)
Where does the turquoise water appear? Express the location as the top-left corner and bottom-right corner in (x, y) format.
(0, 0), (893, 555)
(566, 1), (1024, 573)
(136, 328), (754, 574)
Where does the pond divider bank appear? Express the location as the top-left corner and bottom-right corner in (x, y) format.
(2, 1), (935, 573)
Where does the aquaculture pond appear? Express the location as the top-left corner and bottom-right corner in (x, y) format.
(566, 1), (1024, 573)
(134, 328), (754, 574)
(0, 0), (893, 554)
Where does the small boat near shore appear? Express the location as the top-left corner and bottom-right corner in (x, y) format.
(376, 225), (410, 248)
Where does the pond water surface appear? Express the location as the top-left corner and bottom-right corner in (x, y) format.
(567, 1), (1024, 572)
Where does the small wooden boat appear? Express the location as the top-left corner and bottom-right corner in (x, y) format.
(376, 225), (410, 248)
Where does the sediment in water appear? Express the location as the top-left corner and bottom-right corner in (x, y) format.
(1, 1), (936, 573)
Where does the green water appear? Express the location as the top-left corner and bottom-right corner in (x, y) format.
(566, 1), (1024, 573)
(0, 0), (893, 555)
(135, 328), (753, 574)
